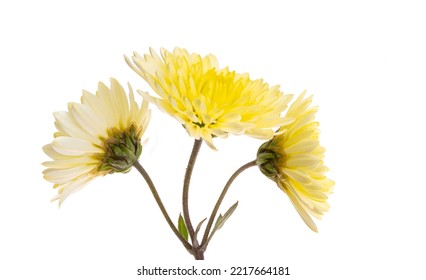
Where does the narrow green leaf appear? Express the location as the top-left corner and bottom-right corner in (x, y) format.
(194, 218), (207, 239)
(208, 201), (239, 244)
(217, 201), (239, 230)
(178, 214), (189, 241)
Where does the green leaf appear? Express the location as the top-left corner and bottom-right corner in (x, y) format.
(178, 214), (189, 241)
(216, 201), (239, 230)
(208, 201), (239, 244)
(194, 218), (207, 239)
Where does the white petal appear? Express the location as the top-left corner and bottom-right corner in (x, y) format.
(81, 90), (115, 129)
(43, 144), (68, 160)
(54, 111), (102, 146)
(287, 92), (311, 117)
(286, 154), (320, 168)
(42, 156), (98, 169)
(43, 165), (94, 184)
(283, 168), (311, 184)
(217, 121), (249, 135)
(69, 103), (107, 138)
(201, 129), (217, 150)
(97, 82), (120, 128)
(285, 139), (319, 154)
(245, 128), (274, 139)
(53, 175), (94, 206)
(279, 181), (318, 232)
(110, 78), (129, 128)
(52, 137), (102, 156)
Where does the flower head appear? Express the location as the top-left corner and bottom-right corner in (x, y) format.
(125, 47), (292, 149)
(42, 78), (151, 205)
(256, 92), (334, 232)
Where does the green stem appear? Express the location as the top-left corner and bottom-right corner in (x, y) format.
(182, 139), (203, 247)
(200, 160), (257, 250)
(133, 161), (192, 251)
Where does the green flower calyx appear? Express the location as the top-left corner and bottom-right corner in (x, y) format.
(256, 140), (283, 180)
(98, 125), (142, 173)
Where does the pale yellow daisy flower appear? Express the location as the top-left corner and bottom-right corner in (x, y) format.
(125, 47), (292, 149)
(43, 78), (151, 205)
(256, 92), (334, 232)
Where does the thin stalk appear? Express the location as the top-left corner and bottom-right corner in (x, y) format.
(200, 160), (257, 249)
(182, 139), (203, 246)
(133, 161), (192, 251)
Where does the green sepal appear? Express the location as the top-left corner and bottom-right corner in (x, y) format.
(125, 135), (135, 153)
(135, 142), (143, 158)
(119, 143), (134, 157)
(111, 144), (126, 157)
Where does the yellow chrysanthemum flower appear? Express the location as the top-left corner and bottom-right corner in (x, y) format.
(125, 47), (292, 149)
(42, 78), (151, 205)
(256, 92), (334, 232)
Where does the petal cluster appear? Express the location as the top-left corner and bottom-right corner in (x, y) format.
(43, 78), (151, 205)
(126, 47), (292, 149)
(257, 92), (334, 232)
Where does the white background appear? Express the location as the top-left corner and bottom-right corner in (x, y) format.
(1, 0), (425, 279)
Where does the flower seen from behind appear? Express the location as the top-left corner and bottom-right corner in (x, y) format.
(42, 78), (151, 205)
(256, 92), (334, 232)
(125, 47), (293, 149)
